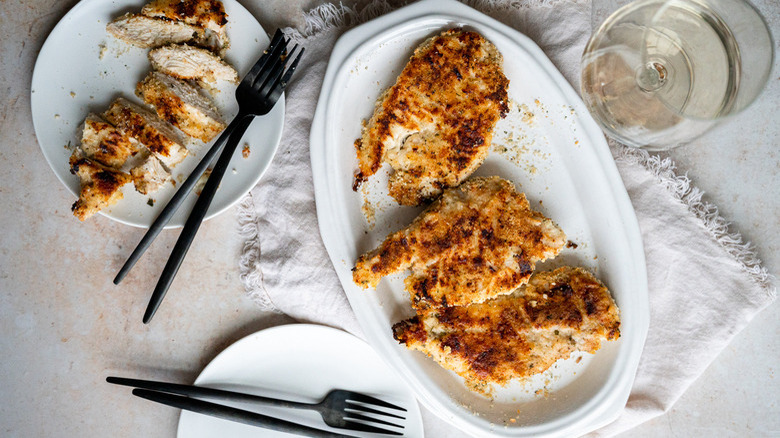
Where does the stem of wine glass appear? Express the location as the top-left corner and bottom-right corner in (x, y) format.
(636, 0), (675, 94)
(636, 61), (667, 92)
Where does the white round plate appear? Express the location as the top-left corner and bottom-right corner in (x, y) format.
(176, 324), (424, 437)
(31, 0), (284, 228)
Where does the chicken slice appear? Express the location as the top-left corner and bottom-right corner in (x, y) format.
(141, 0), (229, 52)
(354, 29), (509, 205)
(353, 176), (566, 310)
(106, 13), (213, 50)
(79, 113), (140, 168)
(136, 71), (226, 143)
(103, 97), (188, 168)
(392, 267), (621, 395)
(69, 154), (132, 221)
(131, 154), (172, 195)
(149, 44), (238, 84)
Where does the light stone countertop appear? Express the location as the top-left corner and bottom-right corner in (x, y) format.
(0, 0), (776, 437)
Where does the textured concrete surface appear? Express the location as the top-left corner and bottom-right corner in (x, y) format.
(0, 0), (776, 437)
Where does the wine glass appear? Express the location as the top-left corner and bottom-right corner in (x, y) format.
(580, 0), (774, 151)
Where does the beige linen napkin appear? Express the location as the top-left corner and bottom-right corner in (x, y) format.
(237, 1), (776, 436)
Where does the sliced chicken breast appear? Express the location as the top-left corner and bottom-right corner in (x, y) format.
(103, 97), (188, 169)
(136, 71), (226, 143)
(79, 114), (140, 169)
(149, 44), (238, 84)
(106, 13), (212, 49)
(69, 154), (132, 221)
(141, 0), (229, 52)
(131, 154), (172, 195)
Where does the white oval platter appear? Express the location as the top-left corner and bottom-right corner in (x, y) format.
(310, 0), (649, 436)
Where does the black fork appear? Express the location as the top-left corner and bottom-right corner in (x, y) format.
(143, 31), (304, 323)
(111, 29), (303, 323)
(107, 377), (408, 435)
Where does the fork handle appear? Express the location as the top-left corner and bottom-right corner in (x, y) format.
(113, 113), (250, 285)
(143, 114), (254, 323)
(108, 376), (317, 410)
(132, 389), (354, 438)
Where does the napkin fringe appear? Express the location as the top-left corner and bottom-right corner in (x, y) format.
(614, 145), (776, 297)
(292, 1), (395, 38)
(288, 0), (569, 40)
(237, 193), (281, 313)
(463, 0), (586, 11)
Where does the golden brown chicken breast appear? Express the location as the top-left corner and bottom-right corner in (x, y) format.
(141, 0), (229, 52)
(353, 29), (509, 205)
(393, 267), (621, 395)
(70, 154), (132, 221)
(103, 97), (188, 169)
(136, 71), (225, 143)
(353, 176), (566, 309)
(79, 113), (140, 169)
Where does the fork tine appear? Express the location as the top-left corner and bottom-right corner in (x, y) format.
(268, 28), (286, 49)
(251, 37), (288, 91)
(346, 393), (407, 412)
(343, 419), (404, 436)
(345, 412), (404, 429)
(242, 30), (286, 86)
(280, 46), (304, 86)
(254, 44), (300, 95)
(256, 57), (286, 95)
(253, 45), (302, 111)
(345, 402), (405, 420)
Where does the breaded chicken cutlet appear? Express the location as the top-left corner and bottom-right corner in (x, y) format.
(136, 71), (226, 143)
(71, 0), (235, 220)
(79, 113), (141, 168)
(142, 0), (229, 51)
(353, 29), (509, 206)
(392, 267), (621, 395)
(103, 97), (188, 169)
(149, 44), (238, 85)
(107, 0), (228, 52)
(353, 176), (566, 309)
(107, 13), (213, 50)
(70, 155), (132, 221)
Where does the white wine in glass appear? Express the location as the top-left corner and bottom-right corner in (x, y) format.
(581, 0), (773, 150)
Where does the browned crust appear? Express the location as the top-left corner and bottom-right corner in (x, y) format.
(136, 73), (224, 143)
(82, 116), (140, 168)
(353, 177), (566, 309)
(354, 29), (509, 205)
(142, 0), (227, 28)
(69, 155), (132, 221)
(91, 130), (137, 167)
(392, 267), (621, 394)
(103, 100), (185, 163)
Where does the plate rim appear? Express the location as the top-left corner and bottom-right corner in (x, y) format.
(30, 0), (284, 228)
(310, 0), (649, 437)
(175, 323), (425, 438)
